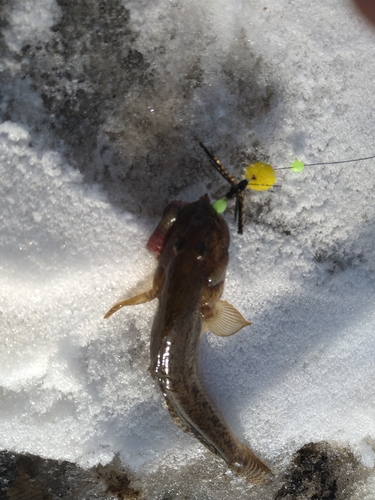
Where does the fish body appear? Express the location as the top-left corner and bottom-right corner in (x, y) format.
(105, 195), (270, 484)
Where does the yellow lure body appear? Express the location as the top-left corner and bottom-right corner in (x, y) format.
(244, 162), (276, 191)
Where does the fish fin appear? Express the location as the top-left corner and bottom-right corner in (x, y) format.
(104, 289), (156, 319)
(231, 442), (271, 485)
(205, 300), (251, 336)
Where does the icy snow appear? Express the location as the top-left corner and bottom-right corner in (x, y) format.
(0, 0), (375, 496)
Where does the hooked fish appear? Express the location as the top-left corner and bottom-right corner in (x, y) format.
(105, 195), (270, 484)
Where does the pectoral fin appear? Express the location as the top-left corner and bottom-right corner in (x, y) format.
(104, 289), (157, 319)
(203, 300), (251, 336)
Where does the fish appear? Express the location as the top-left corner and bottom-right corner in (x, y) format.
(105, 195), (270, 484)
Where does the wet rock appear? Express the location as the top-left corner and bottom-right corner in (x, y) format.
(275, 442), (367, 500)
(0, 451), (140, 500)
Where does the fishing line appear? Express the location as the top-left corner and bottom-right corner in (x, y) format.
(276, 153), (375, 172)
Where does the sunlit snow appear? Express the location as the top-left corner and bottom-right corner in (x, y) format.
(1, 0), (374, 497)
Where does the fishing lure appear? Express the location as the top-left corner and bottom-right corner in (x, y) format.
(200, 142), (249, 235)
(201, 142), (375, 234)
(200, 143), (277, 233)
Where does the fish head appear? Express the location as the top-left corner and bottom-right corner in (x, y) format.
(157, 195), (230, 294)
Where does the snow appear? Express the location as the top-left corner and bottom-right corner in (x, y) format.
(0, 0), (375, 496)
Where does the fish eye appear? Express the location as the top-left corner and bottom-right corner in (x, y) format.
(173, 236), (185, 253)
(195, 241), (207, 260)
(207, 271), (224, 286)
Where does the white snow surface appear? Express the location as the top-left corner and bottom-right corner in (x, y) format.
(1, 0), (375, 494)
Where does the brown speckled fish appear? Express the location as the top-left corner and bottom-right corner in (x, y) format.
(105, 195), (270, 484)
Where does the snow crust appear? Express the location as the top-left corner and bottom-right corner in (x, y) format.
(1, 0), (375, 495)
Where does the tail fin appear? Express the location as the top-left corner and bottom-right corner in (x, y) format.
(230, 443), (271, 485)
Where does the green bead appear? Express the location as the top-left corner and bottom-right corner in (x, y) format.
(213, 198), (227, 214)
(290, 159), (305, 172)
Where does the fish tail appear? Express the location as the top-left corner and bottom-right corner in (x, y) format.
(230, 442), (271, 485)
